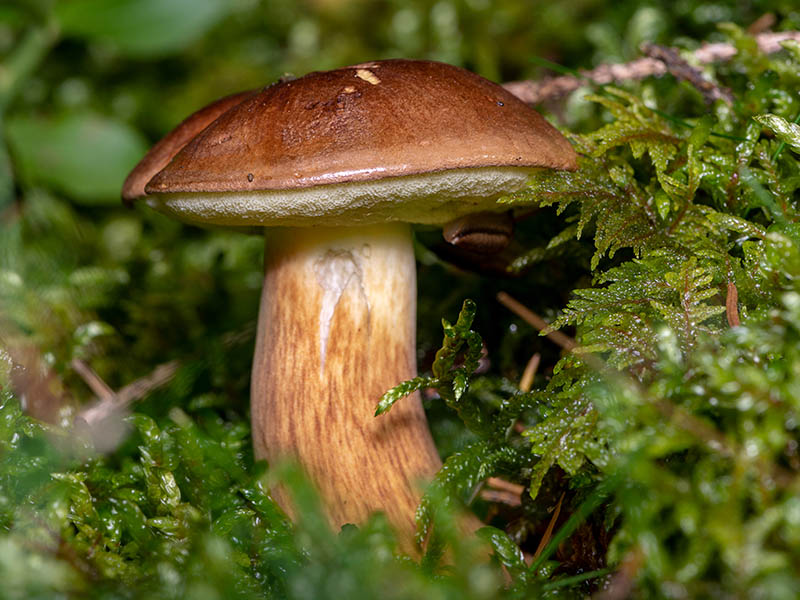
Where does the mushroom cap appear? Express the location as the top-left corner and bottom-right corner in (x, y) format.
(122, 90), (257, 203)
(125, 59), (577, 227)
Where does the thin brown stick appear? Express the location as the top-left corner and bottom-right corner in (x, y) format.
(487, 477), (525, 496)
(502, 31), (800, 104)
(116, 360), (180, 406)
(746, 13), (777, 35)
(475, 478), (524, 512)
(497, 292), (576, 352)
(518, 352), (541, 393)
(532, 491), (565, 563)
(75, 360), (179, 428)
(479, 489), (522, 507)
(70, 359), (115, 402)
(74, 322), (255, 429)
(726, 281), (741, 327)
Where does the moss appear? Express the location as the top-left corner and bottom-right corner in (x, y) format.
(3, 13), (800, 600)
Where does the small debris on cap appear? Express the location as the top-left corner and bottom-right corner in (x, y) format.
(355, 69), (381, 85)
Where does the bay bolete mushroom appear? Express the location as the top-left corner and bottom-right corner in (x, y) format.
(122, 59), (576, 551)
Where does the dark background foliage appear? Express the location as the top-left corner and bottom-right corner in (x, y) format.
(2, 1), (800, 598)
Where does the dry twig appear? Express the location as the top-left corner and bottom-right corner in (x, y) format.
(73, 322), (255, 432)
(497, 291), (577, 352)
(70, 359), (114, 402)
(479, 489), (523, 507)
(487, 477), (526, 496)
(726, 281), (741, 327)
(532, 491), (565, 564)
(71, 358), (178, 452)
(639, 42), (733, 104)
(74, 359), (179, 429)
(502, 31), (800, 104)
(518, 352), (541, 393)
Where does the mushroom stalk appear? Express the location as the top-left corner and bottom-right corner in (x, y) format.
(123, 59), (578, 554)
(251, 222), (442, 546)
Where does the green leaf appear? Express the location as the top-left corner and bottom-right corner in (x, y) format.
(705, 212), (766, 240)
(416, 441), (493, 545)
(655, 190), (671, 220)
(781, 40), (800, 63)
(375, 300), (483, 417)
(524, 397), (594, 498)
(375, 376), (434, 416)
(476, 526), (526, 574)
(753, 114), (800, 155)
(6, 112), (147, 205)
(431, 299), (477, 380)
(54, 0), (229, 57)
(688, 115), (714, 148)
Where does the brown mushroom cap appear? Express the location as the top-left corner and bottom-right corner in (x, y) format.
(127, 59), (577, 227)
(122, 90), (257, 204)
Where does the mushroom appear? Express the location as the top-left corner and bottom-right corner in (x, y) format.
(122, 59), (577, 552)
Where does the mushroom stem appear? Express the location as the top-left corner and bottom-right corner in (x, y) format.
(251, 222), (442, 549)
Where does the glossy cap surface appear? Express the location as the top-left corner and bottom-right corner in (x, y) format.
(124, 59), (577, 226)
(122, 90), (256, 204)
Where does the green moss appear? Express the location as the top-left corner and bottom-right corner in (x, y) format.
(3, 6), (800, 598)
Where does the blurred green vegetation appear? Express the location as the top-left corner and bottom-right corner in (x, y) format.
(3, 0), (800, 598)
